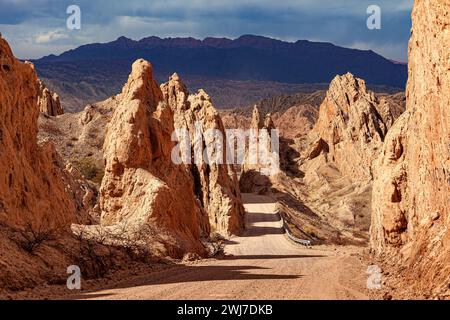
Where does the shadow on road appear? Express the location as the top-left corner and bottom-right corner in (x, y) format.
(241, 226), (285, 236)
(223, 254), (325, 260)
(241, 194), (276, 204)
(67, 264), (306, 300)
(248, 212), (281, 223)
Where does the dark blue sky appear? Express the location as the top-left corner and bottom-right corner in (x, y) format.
(0, 0), (413, 61)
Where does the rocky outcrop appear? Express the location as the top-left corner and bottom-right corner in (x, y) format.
(370, 0), (450, 296)
(239, 105), (280, 194)
(251, 105), (264, 130)
(263, 113), (275, 132)
(0, 35), (96, 291)
(295, 73), (404, 243)
(274, 104), (318, 139)
(371, 111), (410, 250)
(38, 80), (64, 116)
(161, 73), (245, 235)
(308, 73), (396, 182)
(0, 36), (85, 230)
(99, 60), (209, 257)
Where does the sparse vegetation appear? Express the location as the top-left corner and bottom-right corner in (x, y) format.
(39, 121), (62, 135)
(69, 224), (158, 279)
(14, 222), (58, 254)
(206, 233), (226, 257)
(302, 225), (319, 239)
(74, 157), (104, 184)
(71, 228), (115, 278)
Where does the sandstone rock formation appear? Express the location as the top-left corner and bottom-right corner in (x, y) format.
(263, 113), (275, 132)
(291, 73), (405, 243)
(0, 37), (86, 230)
(220, 112), (251, 131)
(161, 73), (245, 235)
(98, 60), (209, 257)
(308, 73), (396, 182)
(39, 65), (245, 251)
(251, 105), (264, 130)
(0, 35), (95, 291)
(274, 105), (318, 139)
(38, 80), (64, 116)
(239, 105), (280, 194)
(371, 0), (450, 297)
(38, 98), (117, 186)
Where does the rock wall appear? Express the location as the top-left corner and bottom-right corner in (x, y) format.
(38, 80), (64, 116)
(370, 0), (450, 296)
(161, 73), (245, 235)
(309, 73), (396, 182)
(0, 35), (97, 291)
(99, 60), (210, 256)
(0, 36), (85, 230)
(274, 104), (318, 139)
(239, 105), (279, 194)
(295, 73), (403, 244)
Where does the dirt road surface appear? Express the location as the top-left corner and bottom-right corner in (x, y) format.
(75, 194), (369, 300)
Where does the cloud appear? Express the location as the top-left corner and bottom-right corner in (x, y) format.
(35, 29), (69, 44)
(0, 0), (413, 60)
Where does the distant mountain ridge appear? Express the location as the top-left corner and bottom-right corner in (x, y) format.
(33, 35), (407, 112)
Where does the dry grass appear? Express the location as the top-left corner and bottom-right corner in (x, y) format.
(73, 157), (104, 184)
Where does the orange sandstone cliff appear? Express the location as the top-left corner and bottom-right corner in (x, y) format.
(370, 0), (450, 297)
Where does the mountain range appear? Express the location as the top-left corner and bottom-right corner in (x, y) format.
(33, 35), (407, 112)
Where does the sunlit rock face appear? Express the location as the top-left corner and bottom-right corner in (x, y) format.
(370, 0), (450, 296)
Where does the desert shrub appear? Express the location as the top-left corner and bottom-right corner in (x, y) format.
(70, 228), (115, 279)
(302, 225), (318, 238)
(204, 233), (226, 257)
(15, 222), (58, 254)
(69, 224), (158, 279)
(74, 157), (104, 184)
(39, 121), (62, 135)
(110, 223), (155, 263)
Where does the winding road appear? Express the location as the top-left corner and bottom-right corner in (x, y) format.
(76, 194), (369, 300)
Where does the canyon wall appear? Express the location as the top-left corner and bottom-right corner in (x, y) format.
(0, 35), (95, 291)
(98, 61), (245, 257)
(161, 73), (245, 235)
(0, 36), (86, 230)
(371, 0), (450, 296)
(308, 73), (395, 182)
(99, 60), (209, 256)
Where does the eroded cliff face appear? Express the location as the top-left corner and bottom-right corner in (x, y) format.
(99, 60), (209, 257)
(0, 36), (95, 291)
(290, 73), (404, 243)
(371, 111), (410, 251)
(161, 73), (245, 235)
(239, 105), (279, 194)
(308, 73), (395, 182)
(371, 0), (450, 296)
(0, 37), (85, 230)
(38, 80), (64, 116)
